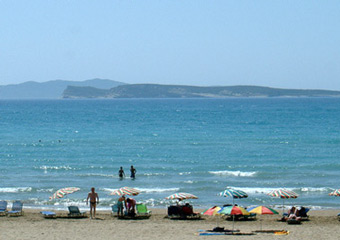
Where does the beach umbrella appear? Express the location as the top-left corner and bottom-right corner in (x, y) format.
(249, 206), (279, 230)
(329, 189), (340, 196)
(201, 206), (222, 216)
(165, 192), (198, 201)
(218, 205), (250, 231)
(219, 187), (248, 205)
(267, 189), (298, 215)
(49, 187), (80, 200)
(248, 206), (279, 215)
(109, 187), (140, 196)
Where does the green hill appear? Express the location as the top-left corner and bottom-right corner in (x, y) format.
(62, 84), (340, 99)
(0, 78), (126, 99)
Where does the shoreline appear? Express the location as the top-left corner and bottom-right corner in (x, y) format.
(1, 208), (340, 240)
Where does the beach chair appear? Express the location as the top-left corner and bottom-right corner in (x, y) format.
(181, 205), (201, 219)
(7, 201), (23, 217)
(0, 201), (7, 216)
(67, 206), (86, 218)
(136, 203), (151, 218)
(40, 211), (57, 219)
(111, 204), (119, 217)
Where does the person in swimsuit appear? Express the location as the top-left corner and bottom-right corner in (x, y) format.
(86, 187), (99, 219)
(118, 167), (125, 179)
(130, 165), (136, 179)
(126, 197), (136, 216)
(117, 195), (127, 217)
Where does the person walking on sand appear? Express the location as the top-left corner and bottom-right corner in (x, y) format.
(86, 187), (99, 219)
(130, 165), (136, 179)
(118, 166), (125, 179)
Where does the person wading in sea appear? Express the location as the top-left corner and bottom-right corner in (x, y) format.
(130, 165), (136, 179)
(86, 187), (99, 219)
(119, 166), (125, 180)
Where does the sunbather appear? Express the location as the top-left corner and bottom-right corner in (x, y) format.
(287, 206), (302, 221)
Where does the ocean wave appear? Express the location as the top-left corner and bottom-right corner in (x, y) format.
(209, 170), (257, 177)
(101, 187), (180, 193)
(300, 187), (331, 192)
(178, 172), (191, 175)
(76, 173), (115, 178)
(35, 165), (75, 171)
(143, 173), (166, 176)
(0, 187), (32, 193)
(138, 187), (180, 193)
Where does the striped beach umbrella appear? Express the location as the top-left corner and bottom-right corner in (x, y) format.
(201, 206), (222, 216)
(248, 206), (279, 215)
(219, 187), (248, 205)
(165, 192), (198, 201)
(329, 189), (340, 196)
(218, 205), (250, 231)
(267, 189), (298, 215)
(109, 187), (140, 196)
(218, 205), (250, 216)
(49, 187), (80, 200)
(267, 189), (298, 199)
(248, 206), (279, 230)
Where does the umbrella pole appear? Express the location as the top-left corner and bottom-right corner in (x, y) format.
(232, 215), (235, 231)
(282, 199), (285, 216)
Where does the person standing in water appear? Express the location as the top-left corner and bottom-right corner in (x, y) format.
(130, 165), (136, 179)
(86, 187), (99, 219)
(118, 166), (125, 179)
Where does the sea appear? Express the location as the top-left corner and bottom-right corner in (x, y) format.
(1, 98), (340, 210)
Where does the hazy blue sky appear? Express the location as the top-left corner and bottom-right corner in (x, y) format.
(1, 1), (340, 89)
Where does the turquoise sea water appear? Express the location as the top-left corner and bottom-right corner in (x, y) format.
(1, 98), (340, 210)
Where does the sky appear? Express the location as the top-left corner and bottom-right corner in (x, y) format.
(1, 1), (340, 90)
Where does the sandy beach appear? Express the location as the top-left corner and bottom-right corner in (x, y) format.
(1, 208), (339, 240)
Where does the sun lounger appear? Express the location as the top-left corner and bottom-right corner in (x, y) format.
(67, 206), (86, 218)
(136, 203), (151, 218)
(40, 211), (57, 219)
(0, 201), (7, 216)
(167, 205), (201, 220)
(7, 201), (23, 217)
(111, 204), (119, 217)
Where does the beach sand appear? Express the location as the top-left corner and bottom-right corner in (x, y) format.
(1, 208), (339, 240)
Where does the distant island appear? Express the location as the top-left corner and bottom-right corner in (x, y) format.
(63, 84), (340, 99)
(0, 78), (125, 99)
(1, 79), (340, 99)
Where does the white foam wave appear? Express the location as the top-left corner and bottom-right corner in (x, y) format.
(183, 180), (194, 184)
(300, 187), (330, 192)
(139, 187), (180, 193)
(77, 173), (115, 178)
(0, 187), (32, 193)
(209, 170), (257, 177)
(101, 187), (179, 194)
(36, 165), (74, 171)
(143, 173), (166, 176)
(178, 172), (191, 175)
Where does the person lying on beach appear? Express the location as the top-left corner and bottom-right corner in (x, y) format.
(127, 198), (136, 216)
(286, 206), (302, 221)
(86, 187), (99, 219)
(117, 195), (127, 217)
